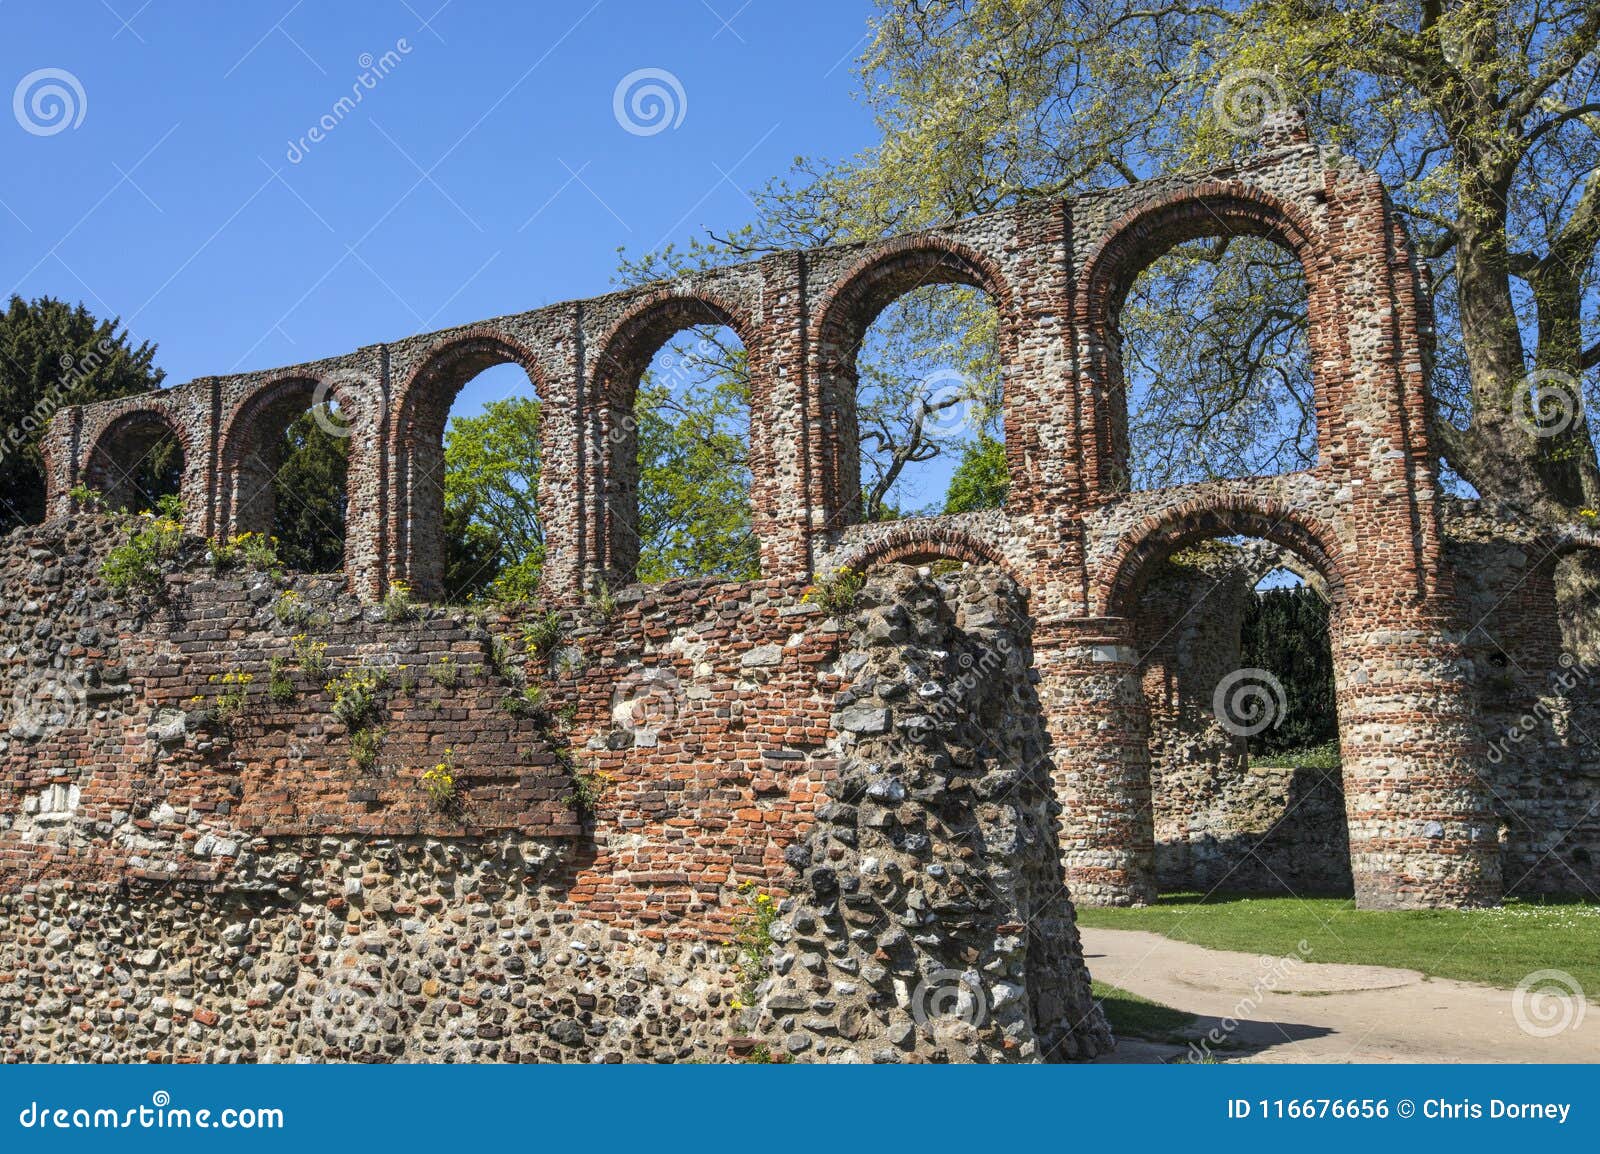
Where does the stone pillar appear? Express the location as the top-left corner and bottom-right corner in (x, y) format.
(341, 366), (388, 602)
(1037, 616), (1157, 906)
(754, 253), (812, 579)
(535, 310), (586, 604)
(1335, 613), (1503, 908)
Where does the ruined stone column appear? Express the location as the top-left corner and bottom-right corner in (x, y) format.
(1334, 613), (1504, 908)
(757, 567), (1110, 1062)
(1036, 616), (1157, 906)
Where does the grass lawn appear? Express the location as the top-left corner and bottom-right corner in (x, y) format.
(1076, 893), (1600, 994)
(1090, 980), (1199, 1044)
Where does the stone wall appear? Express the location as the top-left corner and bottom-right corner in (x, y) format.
(0, 519), (1108, 1062)
(23, 115), (1581, 912)
(1121, 513), (1599, 902)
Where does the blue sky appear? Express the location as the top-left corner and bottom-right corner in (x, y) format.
(2, 0), (879, 400)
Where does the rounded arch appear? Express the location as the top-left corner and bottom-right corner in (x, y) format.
(1095, 497), (1346, 619)
(1075, 185), (1333, 497)
(809, 237), (1019, 531)
(590, 291), (761, 583)
(835, 522), (1016, 581)
(81, 404), (200, 519)
(390, 330), (549, 600)
(218, 373), (357, 562)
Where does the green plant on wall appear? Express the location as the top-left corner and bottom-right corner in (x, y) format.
(521, 611), (566, 663)
(325, 665), (389, 729)
(267, 657), (295, 704)
(429, 654), (461, 688)
(802, 566), (864, 618)
(727, 881), (779, 1014)
(421, 748), (459, 812)
(349, 726), (383, 772)
(189, 667), (253, 731)
(292, 633), (329, 677)
(208, 530), (281, 575)
(100, 500), (185, 595)
(560, 754), (610, 816)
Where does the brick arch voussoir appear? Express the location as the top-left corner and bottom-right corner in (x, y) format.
(837, 524), (1016, 583)
(392, 328), (549, 456)
(591, 289), (758, 410)
(1076, 182), (1327, 327)
(1095, 498), (1346, 619)
(219, 373), (353, 474)
(83, 402), (200, 488)
(809, 234), (1020, 370)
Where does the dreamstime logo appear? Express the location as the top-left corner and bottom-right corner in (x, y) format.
(915, 368), (982, 440)
(1512, 969), (1587, 1038)
(613, 67), (687, 136)
(910, 968), (989, 1029)
(305, 369), (372, 439)
(1511, 369), (1582, 439)
(1212, 68), (1287, 137)
(610, 665), (685, 736)
(1212, 667), (1286, 737)
(6, 670), (88, 739)
(13, 67), (87, 136)
(307, 955), (394, 1039)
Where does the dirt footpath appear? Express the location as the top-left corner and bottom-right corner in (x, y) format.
(1081, 926), (1600, 1063)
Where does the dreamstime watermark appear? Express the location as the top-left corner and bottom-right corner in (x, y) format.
(1212, 667), (1287, 737)
(285, 39), (413, 164)
(17, 1090), (283, 1130)
(1187, 939), (1314, 1062)
(613, 67), (687, 136)
(1511, 368), (1583, 439)
(906, 628), (1018, 742)
(1485, 652), (1597, 764)
(914, 368), (983, 441)
(910, 967), (989, 1028)
(0, 337), (117, 466)
(4, 669), (88, 740)
(610, 665), (686, 739)
(1512, 968), (1587, 1038)
(1212, 68), (1287, 137)
(306, 954), (396, 1040)
(13, 67), (87, 136)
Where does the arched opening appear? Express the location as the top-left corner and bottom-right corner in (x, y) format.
(814, 245), (1011, 529)
(1123, 530), (1350, 897)
(595, 297), (755, 584)
(395, 338), (544, 603)
(84, 410), (185, 513)
(222, 377), (349, 573)
(1082, 194), (1325, 494)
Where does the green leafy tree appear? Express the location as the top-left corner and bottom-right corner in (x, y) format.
(442, 396), (544, 600)
(634, 342), (759, 582)
(1240, 585), (1339, 755)
(944, 432), (1009, 513)
(435, 342), (759, 598)
(272, 407), (348, 573)
(0, 295), (164, 528)
(826, 0), (1600, 624)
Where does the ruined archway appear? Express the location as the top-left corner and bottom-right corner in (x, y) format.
(219, 374), (353, 574)
(592, 293), (758, 585)
(811, 240), (1018, 532)
(391, 332), (547, 601)
(1076, 188), (1336, 497)
(82, 407), (194, 516)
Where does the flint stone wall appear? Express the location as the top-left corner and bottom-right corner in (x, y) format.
(0, 519), (1106, 1062)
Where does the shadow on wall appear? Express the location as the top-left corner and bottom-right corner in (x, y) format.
(1154, 762), (1353, 897)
